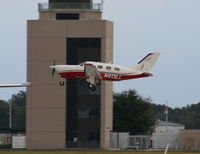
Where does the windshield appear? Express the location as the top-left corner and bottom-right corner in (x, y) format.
(79, 62), (85, 66)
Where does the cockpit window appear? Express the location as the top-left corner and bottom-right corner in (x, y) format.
(79, 62), (85, 66)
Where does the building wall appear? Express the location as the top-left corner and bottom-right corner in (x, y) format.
(179, 130), (200, 149)
(111, 132), (129, 149)
(66, 38), (101, 148)
(152, 132), (180, 149)
(27, 20), (113, 149)
(155, 125), (185, 133)
(128, 135), (151, 149)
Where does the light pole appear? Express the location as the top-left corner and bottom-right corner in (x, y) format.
(165, 99), (168, 132)
(9, 102), (12, 129)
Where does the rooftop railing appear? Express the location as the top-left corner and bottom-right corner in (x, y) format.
(38, 3), (103, 12)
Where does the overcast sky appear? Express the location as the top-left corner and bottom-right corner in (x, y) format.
(0, 0), (200, 107)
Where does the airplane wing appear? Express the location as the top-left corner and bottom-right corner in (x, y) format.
(84, 64), (102, 86)
(0, 82), (32, 88)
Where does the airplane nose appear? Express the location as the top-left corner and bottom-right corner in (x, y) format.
(49, 65), (55, 69)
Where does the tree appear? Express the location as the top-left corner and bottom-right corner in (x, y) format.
(9, 91), (26, 130)
(151, 102), (200, 129)
(0, 100), (9, 129)
(113, 89), (156, 135)
(10, 91), (26, 107)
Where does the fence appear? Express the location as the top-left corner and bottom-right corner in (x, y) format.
(0, 129), (25, 149)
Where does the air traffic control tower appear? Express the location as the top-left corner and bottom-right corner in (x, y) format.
(27, 0), (113, 149)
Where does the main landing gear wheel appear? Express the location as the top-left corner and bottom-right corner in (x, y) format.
(89, 84), (96, 91)
(59, 81), (65, 86)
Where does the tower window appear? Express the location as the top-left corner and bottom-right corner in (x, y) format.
(56, 13), (79, 20)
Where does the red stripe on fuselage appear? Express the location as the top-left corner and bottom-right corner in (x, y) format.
(59, 71), (152, 81)
(101, 72), (152, 81)
(59, 71), (85, 79)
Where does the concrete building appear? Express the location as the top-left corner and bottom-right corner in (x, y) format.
(152, 120), (185, 149)
(27, 0), (113, 149)
(179, 130), (200, 149)
(111, 132), (129, 149)
(154, 120), (185, 133)
(152, 131), (180, 149)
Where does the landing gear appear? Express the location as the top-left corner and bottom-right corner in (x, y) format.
(89, 84), (96, 91)
(59, 79), (65, 86)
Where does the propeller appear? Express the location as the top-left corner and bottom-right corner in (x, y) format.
(49, 58), (56, 77)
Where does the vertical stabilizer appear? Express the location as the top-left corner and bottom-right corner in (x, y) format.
(133, 52), (160, 73)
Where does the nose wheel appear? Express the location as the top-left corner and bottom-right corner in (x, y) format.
(89, 84), (96, 91)
(59, 79), (65, 86)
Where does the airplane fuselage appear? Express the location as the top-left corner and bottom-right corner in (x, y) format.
(53, 61), (152, 81)
(49, 52), (160, 90)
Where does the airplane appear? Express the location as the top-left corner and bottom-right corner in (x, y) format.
(0, 82), (32, 88)
(49, 52), (160, 91)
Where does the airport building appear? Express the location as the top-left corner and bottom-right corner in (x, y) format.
(27, 0), (113, 149)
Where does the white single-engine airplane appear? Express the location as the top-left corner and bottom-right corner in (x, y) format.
(49, 52), (160, 91)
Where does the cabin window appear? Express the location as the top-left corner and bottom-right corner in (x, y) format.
(114, 68), (120, 71)
(106, 66), (111, 70)
(98, 65), (103, 69)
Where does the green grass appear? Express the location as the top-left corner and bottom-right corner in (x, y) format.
(0, 150), (199, 154)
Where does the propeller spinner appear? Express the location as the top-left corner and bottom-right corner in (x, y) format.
(49, 59), (56, 77)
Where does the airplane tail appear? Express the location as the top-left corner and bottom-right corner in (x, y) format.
(133, 52), (160, 73)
